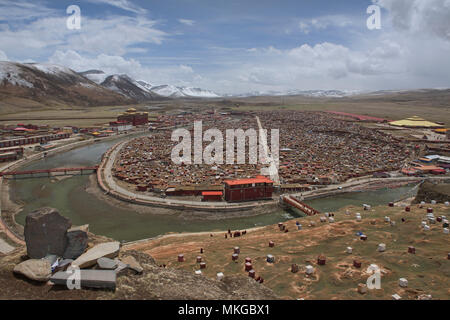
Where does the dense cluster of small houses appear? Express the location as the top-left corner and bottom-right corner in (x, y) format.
(113, 110), (417, 195)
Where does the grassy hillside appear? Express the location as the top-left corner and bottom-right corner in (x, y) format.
(126, 203), (450, 300)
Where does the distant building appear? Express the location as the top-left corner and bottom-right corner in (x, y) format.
(0, 133), (70, 148)
(201, 191), (223, 202)
(109, 121), (133, 132)
(389, 116), (444, 128)
(117, 108), (148, 126)
(224, 177), (274, 202)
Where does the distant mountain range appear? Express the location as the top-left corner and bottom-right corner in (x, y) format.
(0, 62), (131, 107)
(0, 61), (221, 107)
(1, 61), (449, 108)
(80, 69), (220, 100)
(227, 89), (359, 98)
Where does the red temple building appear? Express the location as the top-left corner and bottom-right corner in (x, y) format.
(224, 177), (274, 202)
(117, 108), (148, 126)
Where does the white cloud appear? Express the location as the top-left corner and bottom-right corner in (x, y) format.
(49, 50), (142, 75)
(179, 65), (194, 73)
(0, 0), (56, 21)
(0, 49), (8, 61)
(375, 0), (450, 41)
(298, 15), (354, 34)
(178, 19), (195, 26)
(1, 0), (449, 94)
(47, 50), (203, 88)
(85, 0), (147, 14)
(0, 15), (167, 58)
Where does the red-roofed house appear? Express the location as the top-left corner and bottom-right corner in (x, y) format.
(224, 177), (274, 202)
(201, 191), (223, 202)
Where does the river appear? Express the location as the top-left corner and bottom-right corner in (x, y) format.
(10, 134), (419, 242)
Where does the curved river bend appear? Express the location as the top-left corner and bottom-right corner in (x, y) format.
(11, 134), (418, 242)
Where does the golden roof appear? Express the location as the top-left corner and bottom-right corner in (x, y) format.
(389, 116), (443, 128)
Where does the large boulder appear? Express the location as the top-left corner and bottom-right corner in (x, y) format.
(63, 230), (88, 260)
(24, 207), (72, 259)
(13, 259), (52, 282)
(72, 242), (120, 269)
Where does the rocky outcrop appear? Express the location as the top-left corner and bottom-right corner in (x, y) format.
(63, 230), (88, 260)
(24, 208), (72, 259)
(121, 256), (143, 274)
(112, 250), (279, 300)
(13, 259), (51, 282)
(1, 244), (278, 299)
(413, 182), (450, 204)
(72, 242), (120, 269)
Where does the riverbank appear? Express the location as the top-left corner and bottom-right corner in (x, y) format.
(0, 130), (147, 242)
(89, 174), (280, 220)
(4, 129), (448, 242)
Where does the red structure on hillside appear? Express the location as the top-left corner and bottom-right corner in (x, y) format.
(224, 177), (274, 202)
(117, 108), (148, 126)
(326, 111), (388, 122)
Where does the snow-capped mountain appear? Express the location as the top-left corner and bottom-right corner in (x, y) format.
(100, 74), (161, 101)
(228, 89), (359, 98)
(135, 80), (154, 92)
(79, 69), (109, 85)
(79, 69), (220, 99)
(150, 84), (220, 98)
(180, 86), (220, 98)
(0, 61), (132, 106)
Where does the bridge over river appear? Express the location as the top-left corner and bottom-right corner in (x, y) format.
(0, 166), (99, 179)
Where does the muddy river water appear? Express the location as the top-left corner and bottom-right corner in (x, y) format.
(11, 134), (418, 241)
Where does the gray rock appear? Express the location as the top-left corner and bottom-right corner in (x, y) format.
(63, 230), (88, 260)
(97, 257), (118, 270)
(24, 207), (72, 259)
(13, 259), (52, 282)
(121, 256), (143, 274)
(72, 241), (120, 269)
(43, 254), (58, 265)
(114, 259), (129, 275)
(69, 225), (89, 233)
(0, 238), (15, 255)
(50, 269), (116, 290)
(55, 259), (73, 272)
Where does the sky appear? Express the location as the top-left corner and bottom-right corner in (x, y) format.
(0, 0), (449, 94)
